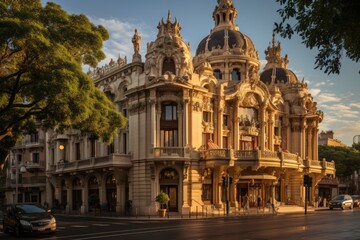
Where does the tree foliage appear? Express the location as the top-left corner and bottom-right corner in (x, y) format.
(319, 145), (360, 180)
(0, 0), (126, 152)
(275, 0), (360, 74)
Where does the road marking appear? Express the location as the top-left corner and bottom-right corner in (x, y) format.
(72, 225), (89, 228)
(92, 223), (110, 226)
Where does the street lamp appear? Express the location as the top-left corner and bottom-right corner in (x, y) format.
(15, 164), (27, 203)
(59, 144), (65, 162)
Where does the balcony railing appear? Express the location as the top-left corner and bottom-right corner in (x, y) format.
(13, 139), (45, 148)
(201, 148), (335, 173)
(203, 149), (230, 160)
(54, 153), (131, 173)
(153, 147), (188, 158)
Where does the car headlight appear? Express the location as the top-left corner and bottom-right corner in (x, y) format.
(50, 217), (56, 224)
(20, 219), (31, 227)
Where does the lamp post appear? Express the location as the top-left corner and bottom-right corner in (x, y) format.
(15, 164), (27, 203)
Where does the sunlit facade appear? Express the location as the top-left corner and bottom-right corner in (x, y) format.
(6, 0), (335, 215)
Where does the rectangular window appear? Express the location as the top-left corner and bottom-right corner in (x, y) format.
(32, 152), (39, 163)
(30, 132), (39, 143)
(90, 139), (96, 158)
(203, 111), (211, 123)
(108, 143), (114, 154)
(162, 104), (177, 120)
(75, 143), (81, 160)
(223, 115), (228, 127)
(17, 154), (22, 165)
(123, 133), (127, 154)
(123, 108), (128, 117)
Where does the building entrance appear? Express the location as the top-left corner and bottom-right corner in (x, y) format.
(159, 167), (179, 212)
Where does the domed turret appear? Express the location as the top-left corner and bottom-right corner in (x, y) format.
(193, 0), (260, 82)
(260, 33), (298, 84)
(144, 11), (193, 83)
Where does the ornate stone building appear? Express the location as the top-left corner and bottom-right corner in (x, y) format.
(6, 0), (335, 215)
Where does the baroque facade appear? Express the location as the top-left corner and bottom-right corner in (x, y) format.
(6, 0), (335, 215)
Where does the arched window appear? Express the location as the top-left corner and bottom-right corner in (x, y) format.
(214, 69), (222, 80)
(106, 174), (116, 186)
(232, 68), (241, 81)
(162, 58), (176, 74)
(88, 176), (98, 188)
(72, 177), (81, 188)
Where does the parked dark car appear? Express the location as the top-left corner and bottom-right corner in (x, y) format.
(351, 195), (360, 207)
(329, 194), (353, 210)
(2, 203), (56, 237)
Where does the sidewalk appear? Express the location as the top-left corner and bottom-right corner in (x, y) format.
(56, 205), (319, 220)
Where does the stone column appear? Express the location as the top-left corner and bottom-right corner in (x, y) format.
(268, 111), (274, 151)
(260, 107), (266, 150)
(233, 99), (239, 150)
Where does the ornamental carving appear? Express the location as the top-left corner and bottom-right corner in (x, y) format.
(241, 93), (259, 107)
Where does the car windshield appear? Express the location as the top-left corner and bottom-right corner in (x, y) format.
(334, 195), (345, 200)
(15, 204), (46, 214)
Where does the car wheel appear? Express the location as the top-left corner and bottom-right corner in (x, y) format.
(330, 207), (333, 210)
(15, 225), (22, 238)
(341, 206), (344, 210)
(350, 204), (353, 209)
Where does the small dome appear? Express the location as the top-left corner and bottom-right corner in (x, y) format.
(260, 67), (298, 84)
(196, 29), (255, 56)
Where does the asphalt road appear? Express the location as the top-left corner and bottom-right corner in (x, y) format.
(1, 208), (360, 239)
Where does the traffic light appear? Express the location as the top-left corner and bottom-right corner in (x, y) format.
(304, 175), (312, 187)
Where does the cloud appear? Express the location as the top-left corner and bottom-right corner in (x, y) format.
(309, 88), (321, 97)
(350, 103), (360, 109)
(313, 80), (334, 87)
(89, 17), (155, 68)
(316, 93), (342, 103)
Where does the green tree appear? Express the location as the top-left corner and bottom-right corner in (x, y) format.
(0, 0), (126, 155)
(319, 145), (360, 180)
(275, 0), (360, 74)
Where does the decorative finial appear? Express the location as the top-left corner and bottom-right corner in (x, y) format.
(167, 10), (171, 22)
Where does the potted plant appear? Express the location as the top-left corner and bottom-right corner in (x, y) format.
(155, 191), (170, 217)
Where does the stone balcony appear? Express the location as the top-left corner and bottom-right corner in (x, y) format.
(151, 147), (190, 160)
(201, 148), (335, 173)
(303, 159), (336, 176)
(52, 153), (132, 174)
(12, 139), (45, 149)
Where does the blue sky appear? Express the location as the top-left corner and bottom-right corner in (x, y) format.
(43, 0), (360, 146)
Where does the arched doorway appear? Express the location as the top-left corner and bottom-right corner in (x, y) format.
(88, 176), (99, 211)
(159, 168), (179, 212)
(72, 177), (82, 211)
(106, 174), (116, 212)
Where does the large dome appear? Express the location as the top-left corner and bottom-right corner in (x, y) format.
(196, 29), (256, 56)
(260, 67), (298, 84)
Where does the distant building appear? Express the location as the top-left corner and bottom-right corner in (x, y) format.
(318, 130), (347, 147)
